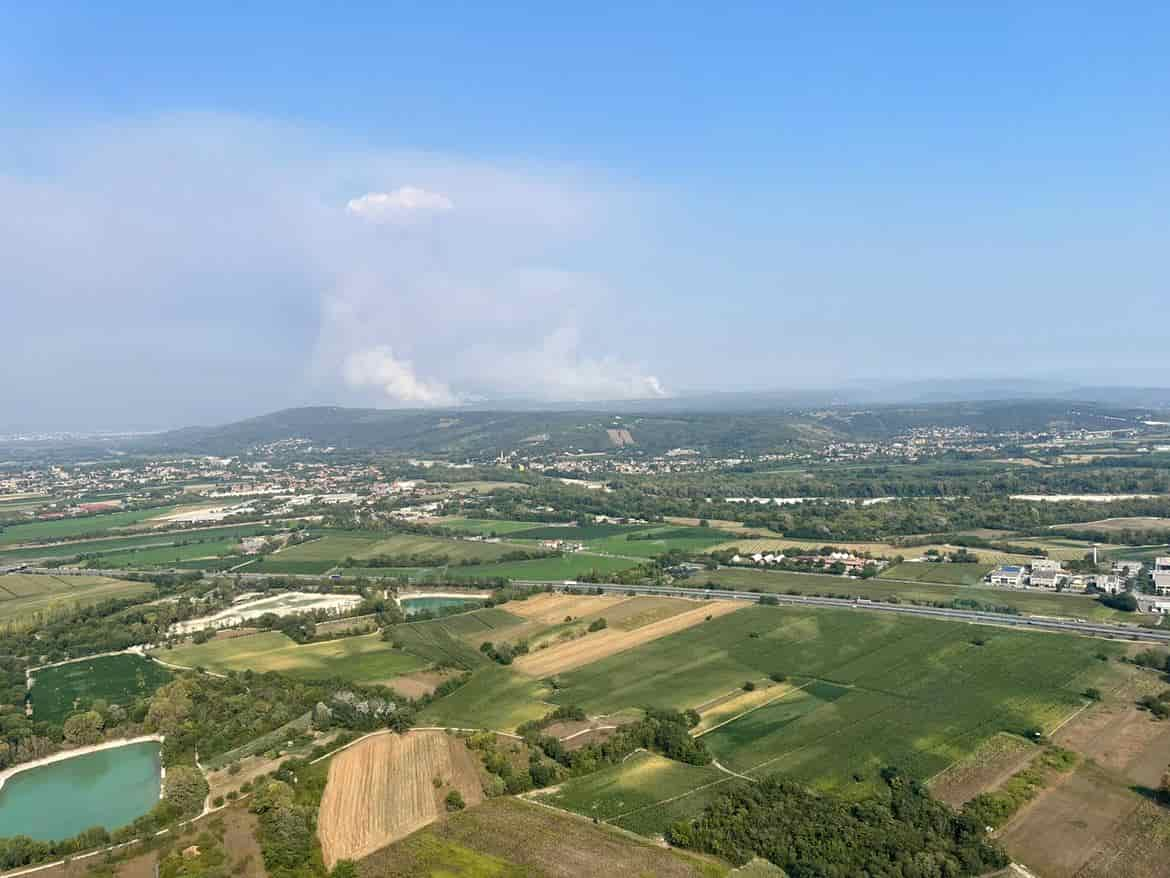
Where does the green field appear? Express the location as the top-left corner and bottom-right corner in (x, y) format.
(505, 524), (647, 541)
(417, 665), (552, 730)
(880, 561), (995, 586)
(694, 567), (1138, 623)
(445, 553), (640, 582)
(96, 537), (246, 568)
(0, 507), (182, 547)
(423, 607), (525, 637)
(388, 617), (496, 669)
(0, 574), (156, 629)
(1105, 544), (1170, 563)
(538, 750), (729, 822)
(548, 604), (1117, 795)
(357, 796), (723, 877)
(242, 557), (336, 574)
(586, 526), (731, 558)
(265, 533), (382, 561)
(271, 531), (520, 568)
(31, 654), (172, 724)
(438, 518), (550, 536)
(0, 523), (279, 563)
(337, 566), (430, 580)
(156, 630), (427, 683)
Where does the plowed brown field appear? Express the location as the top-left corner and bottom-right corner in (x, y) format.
(513, 600), (747, 677)
(318, 730), (483, 867)
(506, 592), (627, 624)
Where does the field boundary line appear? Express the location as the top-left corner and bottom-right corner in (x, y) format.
(519, 792), (690, 849)
(1045, 697), (1094, 737)
(739, 699), (905, 778)
(413, 725), (523, 739)
(560, 724), (618, 742)
(695, 681), (814, 737)
(606, 772), (738, 823)
(148, 654), (229, 678)
(712, 759), (756, 782)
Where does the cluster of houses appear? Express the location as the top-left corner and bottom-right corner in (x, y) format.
(730, 550), (882, 574)
(986, 557), (1169, 597)
(1155, 556), (1170, 595)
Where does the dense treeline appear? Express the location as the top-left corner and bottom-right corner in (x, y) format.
(667, 769), (1008, 877)
(469, 705), (710, 796)
(738, 496), (1170, 542)
(0, 664), (412, 871)
(460, 477), (1170, 543)
(628, 456), (1170, 502)
(0, 578), (398, 772)
(249, 758), (333, 878)
(529, 707), (709, 774)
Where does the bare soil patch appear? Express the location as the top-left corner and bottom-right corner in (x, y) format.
(693, 682), (795, 735)
(997, 762), (1143, 877)
(514, 600), (747, 677)
(208, 626), (263, 640)
(561, 727), (618, 751)
(1052, 516), (1170, 533)
(601, 596), (695, 630)
(1073, 795), (1170, 877)
(506, 592), (627, 624)
(928, 733), (1039, 808)
(31, 806), (264, 878)
(383, 668), (457, 699)
(205, 729), (342, 800)
(1054, 665), (1170, 787)
(318, 730), (484, 868)
(665, 516), (786, 537)
(544, 717), (625, 751)
(357, 795), (718, 877)
(606, 428), (635, 447)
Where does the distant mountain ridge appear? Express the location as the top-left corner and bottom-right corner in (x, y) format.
(135, 397), (1167, 457)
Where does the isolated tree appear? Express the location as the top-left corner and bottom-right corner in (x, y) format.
(146, 678), (196, 734)
(163, 764), (210, 817)
(63, 710), (104, 747)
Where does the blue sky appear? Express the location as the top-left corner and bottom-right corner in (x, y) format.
(2, 3), (1168, 429)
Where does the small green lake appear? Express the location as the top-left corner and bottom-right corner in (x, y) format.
(0, 741), (161, 841)
(400, 596), (482, 616)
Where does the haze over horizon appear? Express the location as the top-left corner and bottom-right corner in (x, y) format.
(3, 4), (1167, 431)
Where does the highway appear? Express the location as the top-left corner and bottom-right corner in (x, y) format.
(21, 566), (1170, 644)
(512, 580), (1170, 644)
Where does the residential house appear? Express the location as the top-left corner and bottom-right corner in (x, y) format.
(1092, 574), (1125, 595)
(1028, 566), (1062, 590)
(988, 565), (1024, 587)
(1113, 561), (1144, 580)
(1154, 571), (1170, 597)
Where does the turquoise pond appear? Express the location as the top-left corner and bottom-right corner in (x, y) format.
(0, 741), (162, 841)
(400, 596), (482, 616)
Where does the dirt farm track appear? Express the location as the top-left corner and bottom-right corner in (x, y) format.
(317, 730), (483, 867)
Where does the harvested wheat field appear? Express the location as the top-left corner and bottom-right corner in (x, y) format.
(693, 681), (795, 734)
(318, 730), (483, 868)
(506, 592), (628, 624)
(383, 669), (458, 699)
(514, 600), (747, 677)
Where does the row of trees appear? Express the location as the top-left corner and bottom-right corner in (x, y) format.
(666, 769), (1008, 877)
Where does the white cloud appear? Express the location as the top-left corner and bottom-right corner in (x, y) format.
(346, 186), (453, 221)
(343, 346), (458, 406)
(462, 327), (669, 401)
(0, 115), (668, 422)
